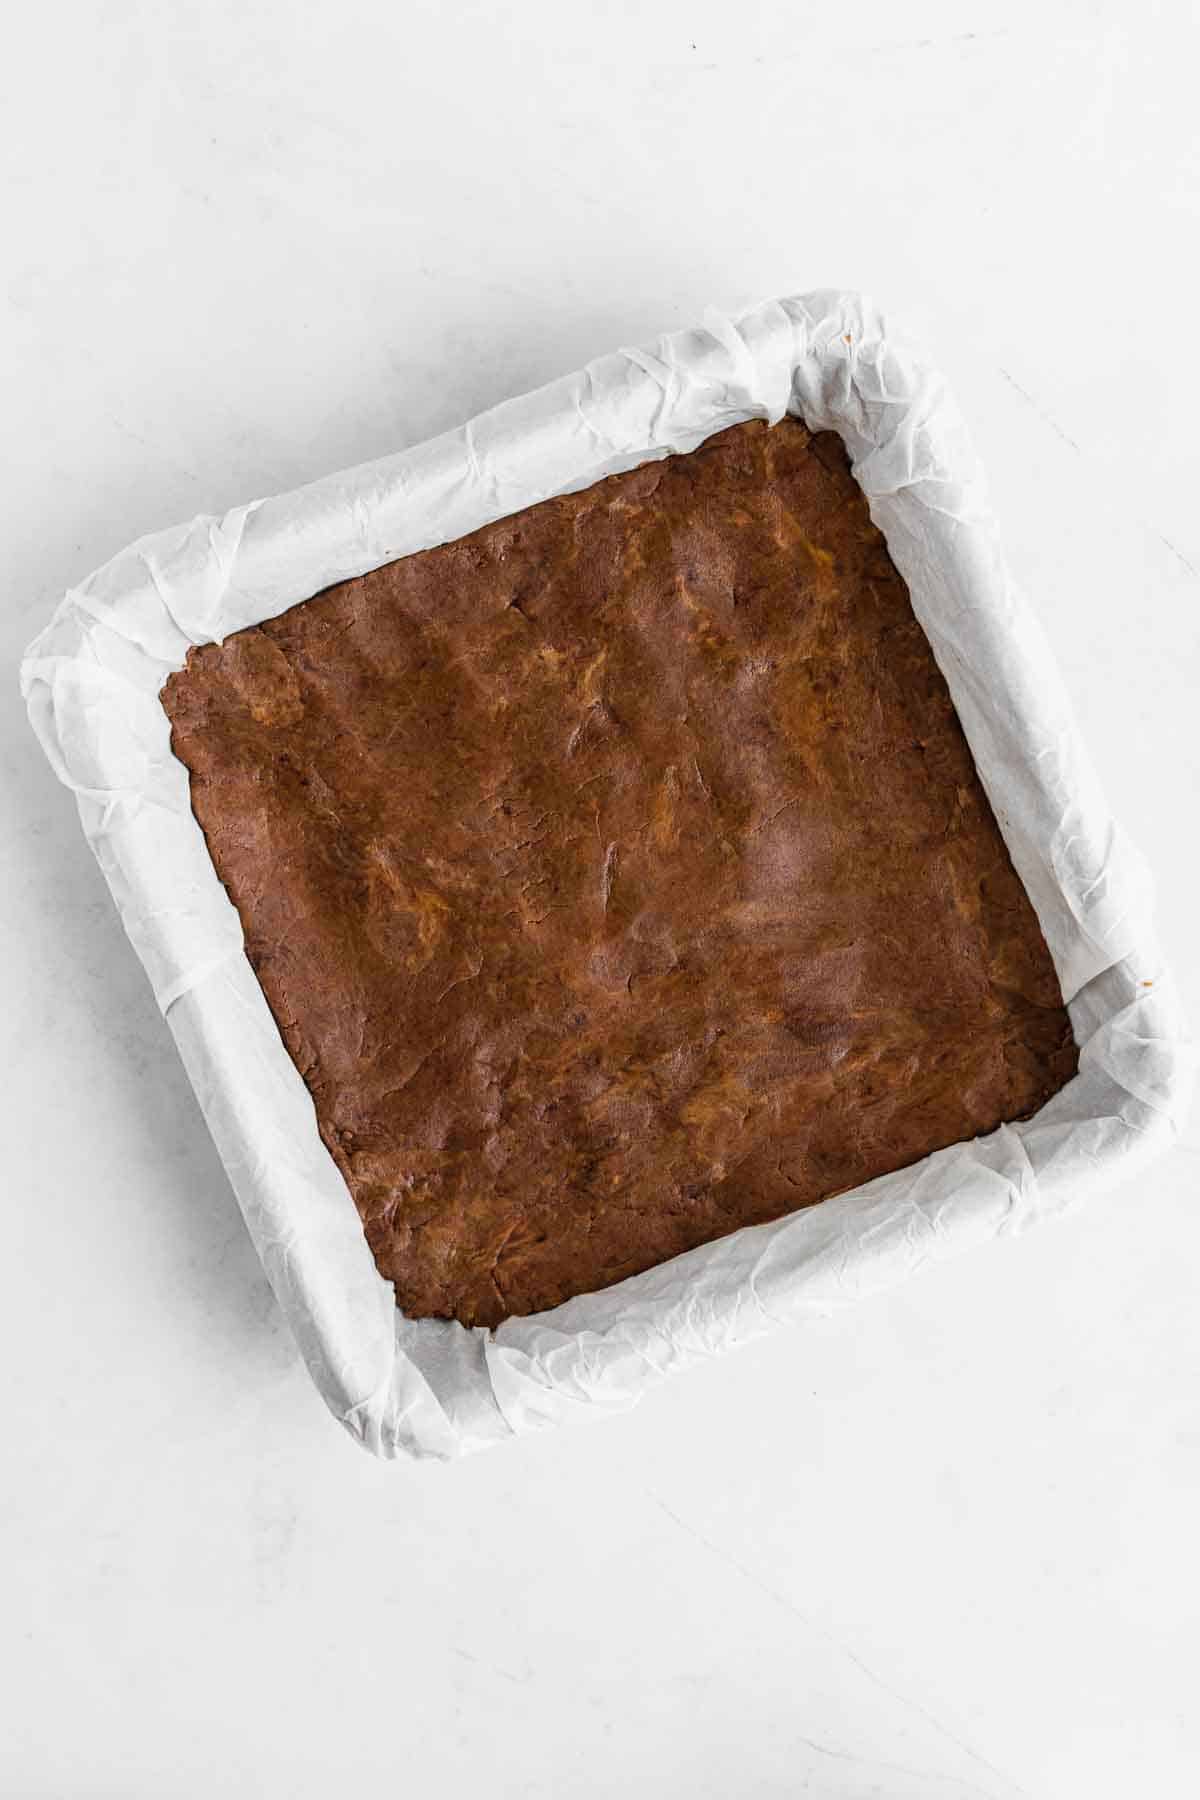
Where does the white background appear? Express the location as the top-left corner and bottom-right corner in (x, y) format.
(3, 2), (1199, 1795)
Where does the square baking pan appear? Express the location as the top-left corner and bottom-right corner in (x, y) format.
(22, 291), (1194, 1459)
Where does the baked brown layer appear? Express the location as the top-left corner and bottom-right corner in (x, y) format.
(163, 418), (1077, 1327)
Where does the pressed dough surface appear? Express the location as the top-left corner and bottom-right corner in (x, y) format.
(162, 418), (1078, 1327)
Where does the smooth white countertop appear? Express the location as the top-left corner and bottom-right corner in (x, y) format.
(3, 3), (1198, 1795)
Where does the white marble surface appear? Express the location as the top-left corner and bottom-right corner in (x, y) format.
(4, 2), (1199, 1794)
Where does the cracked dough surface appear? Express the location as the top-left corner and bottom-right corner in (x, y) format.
(162, 418), (1078, 1327)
